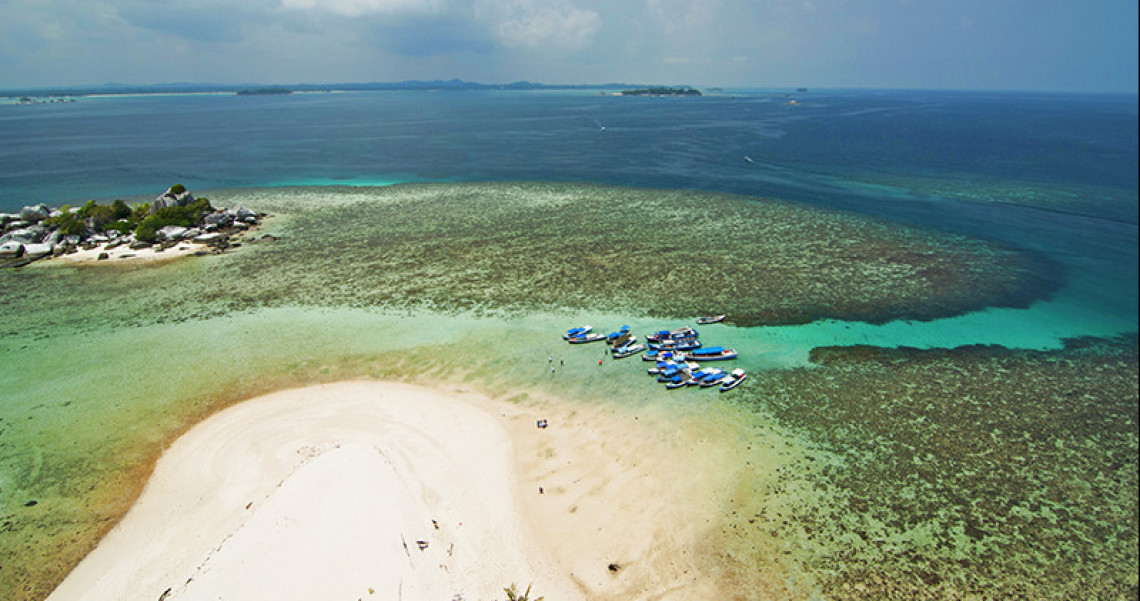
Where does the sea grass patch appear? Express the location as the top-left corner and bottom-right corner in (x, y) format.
(723, 336), (1139, 599)
(210, 183), (1053, 326)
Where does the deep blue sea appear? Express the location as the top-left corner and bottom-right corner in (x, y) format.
(1, 89), (1136, 344)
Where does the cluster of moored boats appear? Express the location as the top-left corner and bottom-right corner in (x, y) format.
(562, 316), (747, 392)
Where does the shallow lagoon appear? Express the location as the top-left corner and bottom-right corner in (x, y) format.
(1, 184), (1135, 600)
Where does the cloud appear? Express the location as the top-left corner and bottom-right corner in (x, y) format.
(488, 1), (602, 50)
(281, 0), (446, 19)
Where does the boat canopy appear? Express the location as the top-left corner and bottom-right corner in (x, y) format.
(691, 346), (725, 355)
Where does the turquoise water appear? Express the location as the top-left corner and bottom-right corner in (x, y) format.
(0, 90), (1136, 600)
(1, 89), (1135, 351)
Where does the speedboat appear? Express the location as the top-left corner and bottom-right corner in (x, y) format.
(563, 325), (592, 340)
(567, 332), (606, 344)
(695, 314), (726, 325)
(719, 369), (747, 392)
(699, 371), (729, 387)
(686, 346), (738, 361)
(612, 343), (646, 358)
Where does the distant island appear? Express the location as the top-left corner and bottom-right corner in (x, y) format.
(620, 87), (701, 97)
(236, 87), (293, 96)
(1, 79), (698, 99)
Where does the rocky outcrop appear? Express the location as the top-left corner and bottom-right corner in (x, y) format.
(18, 204), (50, 223)
(150, 187), (196, 213)
(1, 186), (267, 268)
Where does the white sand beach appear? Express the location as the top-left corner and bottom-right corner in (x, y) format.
(49, 242), (205, 265)
(47, 380), (735, 601)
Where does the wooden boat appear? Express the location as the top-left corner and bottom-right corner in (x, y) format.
(695, 314), (726, 325)
(609, 332), (636, 348)
(567, 332), (606, 344)
(612, 343), (646, 358)
(606, 325), (632, 344)
(685, 346), (737, 361)
(665, 373), (693, 389)
(563, 325), (592, 340)
(719, 369), (747, 391)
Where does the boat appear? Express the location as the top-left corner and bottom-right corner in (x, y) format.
(563, 325), (592, 340)
(689, 368), (723, 386)
(665, 373), (692, 389)
(647, 338), (702, 351)
(719, 369), (747, 391)
(685, 346), (738, 361)
(647, 360), (678, 375)
(567, 332), (606, 344)
(699, 370), (729, 387)
(612, 343), (646, 358)
(695, 314), (726, 325)
(606, 325), (632, 344)
(646, 327), (699, 344)
(643, 349), (684, 362)
(608, 332), (636, 348)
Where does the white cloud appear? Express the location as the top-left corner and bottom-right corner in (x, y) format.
(490, 1), (601, 50)
(280, 0), (446, 18)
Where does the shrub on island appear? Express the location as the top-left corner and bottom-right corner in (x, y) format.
(134, 197), (214, 243)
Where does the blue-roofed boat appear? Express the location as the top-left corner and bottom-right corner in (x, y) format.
(606, 325), (632, 344)
(665, 373), (693, 389)
(688, 369), (725, 387)
(688, 368), (722, 386)
(719, 368), (747, 391)
(643, 349), (684, 362)
(646, 326), (699, 344)
(647, 338), (702, 351)
(686, 346), (738, 361)
(612, 343), (646, 359)
(699, 370), (729, 387)
(563, 325), (592, 340)
(567, 332), (606, 344)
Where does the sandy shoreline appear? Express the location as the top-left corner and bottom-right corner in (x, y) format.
(46, 380), (731, 600)
(49, 242), (205, 265)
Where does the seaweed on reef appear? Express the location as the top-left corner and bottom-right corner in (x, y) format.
(731, 335), (1139, 599)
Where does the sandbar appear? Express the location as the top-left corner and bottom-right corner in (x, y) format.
(47, 381), (729, 600)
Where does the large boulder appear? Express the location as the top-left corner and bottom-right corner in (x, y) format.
(151, 187), (196, 213)
(156, 226), (189, 241)
(0, 242), (23, 258)
(203, 211), (234, 227)
(0, 225), (48, 245)
(23, 243), (54, 259)
(18, 204), (50, 223)
(233, 205), (258, 222)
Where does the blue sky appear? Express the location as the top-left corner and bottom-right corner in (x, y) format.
(1, 0), (1136, 92)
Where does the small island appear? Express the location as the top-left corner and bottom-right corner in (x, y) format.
(236, 88), (293, 96)
(620, 87), (701, 97)
(0, 185), (269, 267)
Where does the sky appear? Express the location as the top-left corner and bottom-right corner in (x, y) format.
(0, 0), (1137, 93)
